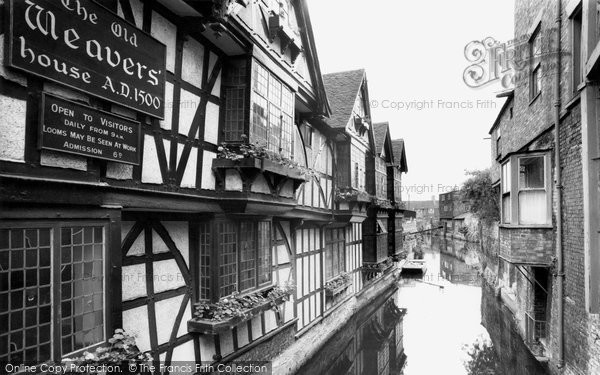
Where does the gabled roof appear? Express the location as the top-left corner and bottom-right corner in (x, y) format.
(322, 69), (366, 129)
(296, 0), (332, 117)
(373, 122), (389, 155)
(488, 89), (514, 134)
(391, 139), (408, 173)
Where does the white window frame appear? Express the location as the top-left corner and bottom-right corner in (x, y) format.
(500, 153), (552, 226)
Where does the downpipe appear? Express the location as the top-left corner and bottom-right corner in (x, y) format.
(553, 0), (565, 368)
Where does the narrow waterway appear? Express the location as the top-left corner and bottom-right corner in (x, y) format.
(296, 236), (550, 375)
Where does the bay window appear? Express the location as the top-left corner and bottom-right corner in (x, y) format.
(199, 219), (272, 301)
(251, 62), (295, 158)
(1, 223), (107, 363)
(500, 153), (551, 225)
(501, 161), (511, 223)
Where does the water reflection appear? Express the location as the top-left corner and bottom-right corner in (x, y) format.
(296, 286), (407, 375)
(296, 236), (550, 375)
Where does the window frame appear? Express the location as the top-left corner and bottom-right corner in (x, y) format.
(570, 5), (584, 95)
(500, 153), (552, 226)
(250, 61), (295, 158)
(199, 218), (273, 302)
(0, 218), (115, 364)
(529, 25), (542, 101)
(324, 228), (346, 282)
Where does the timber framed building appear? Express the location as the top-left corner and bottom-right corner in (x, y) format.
(0, 0), (408, 369)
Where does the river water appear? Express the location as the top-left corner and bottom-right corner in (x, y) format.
(296, 236), (550, 375)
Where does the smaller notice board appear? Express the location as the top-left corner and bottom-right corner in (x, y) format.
(40, 93), (141, 165)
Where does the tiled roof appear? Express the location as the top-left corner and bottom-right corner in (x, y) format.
(322, 69), (365, 129)
(392, 139), (408, 172)
(373, 122), (389, 156)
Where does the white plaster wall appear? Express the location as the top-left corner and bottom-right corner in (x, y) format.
(220, 330), (234, 357)
(236, 322), (250, 348)
(106, 163), (133, 180)
(122, 264), (147, 301)
(204, 103), (219, 144)
(0, 34), (27, 86)
(40, 150), (87, 171)
(162, 221), (190, 267)
(200, 151), (216, 190)
(181, 147), (197, 189)
(123, 305), (151, 352)
(251, 175), (271, 194)
(0, 96), (26, 163)
(211, 72), (221, 97)
(178, 89), (200, 137)
(160, 82), (175, 130)
(171, 340), (195, 363)
(182, 38), (204, 88)
(251, 316), (262, 339)
(199, 335), (216, 362)
(264, 310), (277, 332)
(152, 228), (170, 254)
(225, 170), (243, 191)
(280, 180), (294, 198)
(151, 11), (177, 72)
(142, 135), (163, 184)
(276, 244), (289, 264)
(153, 259), (186, 293)
(154, 295), (185, 344)
(126, 230), (145, 257)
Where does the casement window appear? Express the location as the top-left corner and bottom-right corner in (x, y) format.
(198, 220), (272, 300)
(571, 6), (584, 93)
(325, 229), (345, 281)
(500, 154), (551, 225)
(251, 62), (295, 158)
(529, 26), (542, 100)
(1, 223), (107, 363)
(222, 60), (248, 142)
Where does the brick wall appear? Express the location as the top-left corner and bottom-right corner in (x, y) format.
(499, 227), (554, 265)
(490, 1), (600, 373)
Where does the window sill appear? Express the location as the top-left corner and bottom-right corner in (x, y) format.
(529, 91), (541, 106)
(499, 224), (553, 229)
(564, 93), (581, 113)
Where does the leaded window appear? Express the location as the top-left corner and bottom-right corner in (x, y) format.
(199, 220), (272, 300)
(251, 61), (295, 157)
(1, 223), (106, 363)
(325, 229), (345, 281)
(222, 60), (247, 142)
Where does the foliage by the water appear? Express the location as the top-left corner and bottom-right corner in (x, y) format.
(461, 169), (499, 223)
(463, 338), (500, 375)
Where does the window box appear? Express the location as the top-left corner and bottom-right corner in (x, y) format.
(213, 156), (306, 181)
(335, 187), (372, 203)
(188, 286), (292, 335)
(324, 273), (352, 297)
